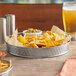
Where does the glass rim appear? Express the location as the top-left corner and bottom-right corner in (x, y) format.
(63, 1), (76, 10)
(63, 1), (76, 5)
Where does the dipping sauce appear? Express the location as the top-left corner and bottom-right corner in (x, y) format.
(25, 28), (40, 33)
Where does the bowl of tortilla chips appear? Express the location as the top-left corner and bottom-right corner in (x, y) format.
(5, 25), (71, 58)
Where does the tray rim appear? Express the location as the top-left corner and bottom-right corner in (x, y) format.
(6, 40), (70, 49)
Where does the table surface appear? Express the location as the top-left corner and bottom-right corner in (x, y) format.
(1, 41), (76, 76)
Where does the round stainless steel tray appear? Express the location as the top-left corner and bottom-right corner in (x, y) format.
(6, 41), (70, 58)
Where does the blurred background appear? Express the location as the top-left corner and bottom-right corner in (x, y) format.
(0, 0), (75, 32)
(0, 0), (75, 4)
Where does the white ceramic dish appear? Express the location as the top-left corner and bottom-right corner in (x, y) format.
(23, 30), (42, 36)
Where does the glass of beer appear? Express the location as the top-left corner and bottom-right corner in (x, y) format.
(63, 2), (76, 40)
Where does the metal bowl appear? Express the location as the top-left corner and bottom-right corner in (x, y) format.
(6, 41), (70, 58)
(0, 60), (12, 76)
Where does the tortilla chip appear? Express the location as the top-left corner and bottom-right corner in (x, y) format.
(63, 35), (71, 44)
(43, 33), (51, 40)
(17, 35), (28, 44)
(24, 34), (26, 39)
(5, 29), (18, 42)
(16, 40), (24, 47)
(54, 33), (65, 41)
(7, 36), (23, 47)
(35, 40), (46, 47)
(29, 42), (39, 48)
(51, 25), (65, 34)
(12, 29), (18, 38)
(6, 29), (24, 47)
(23, 44), (30, 47)
(46, 40), (55, 47)
(54, 40), (63, 46)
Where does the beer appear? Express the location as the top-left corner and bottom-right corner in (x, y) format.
(63, 2), (76, 35)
